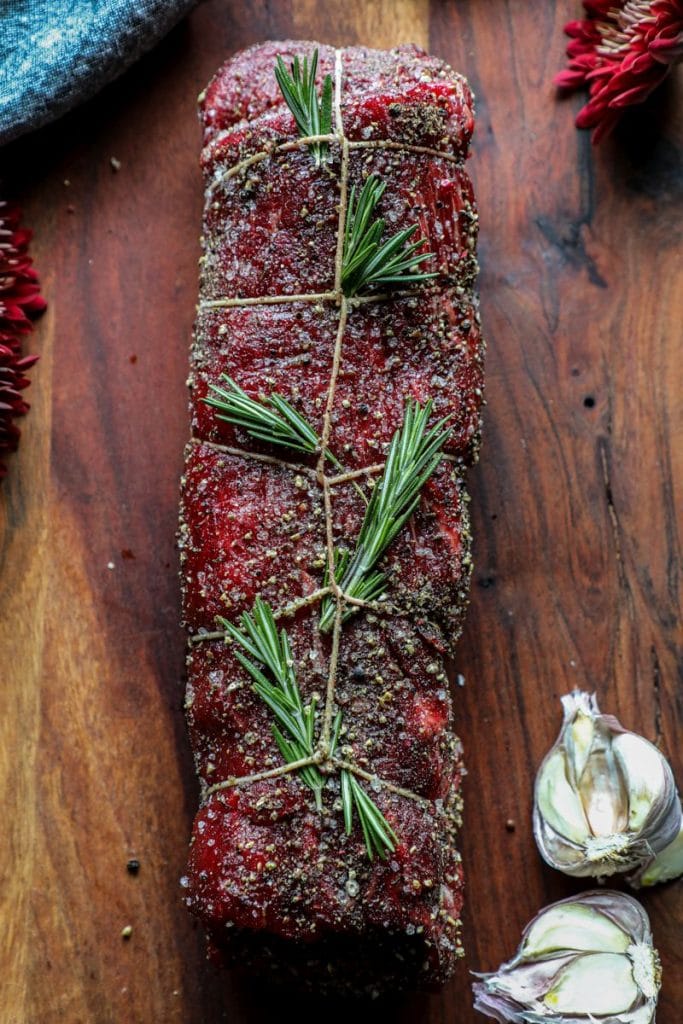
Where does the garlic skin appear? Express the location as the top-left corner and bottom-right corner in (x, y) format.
(629, 815), (683, 888)
(533, 690), (681, 879)
(472, 891), (661, 1024)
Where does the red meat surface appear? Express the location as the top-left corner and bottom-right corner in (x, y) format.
(180, 40), (484, 996)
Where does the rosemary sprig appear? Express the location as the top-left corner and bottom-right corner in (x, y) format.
(219, 599), (397, 858)
(329, 713), (397, 860)
(217, 597), (324, 809)
(320, 398), (451, 632)
(342, 770), (398, 861)
(341, 174), (437, 298)
(204, 375), (368, 502)
(274, 49), (333, 167)
(204, 374), (342, 467)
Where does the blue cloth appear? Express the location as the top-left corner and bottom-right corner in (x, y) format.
(0, 0), (197, 146)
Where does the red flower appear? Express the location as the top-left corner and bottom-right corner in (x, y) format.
(0, 346), (39, 477)
(0, 202), (45, 478)
(556, 0), (683, 142)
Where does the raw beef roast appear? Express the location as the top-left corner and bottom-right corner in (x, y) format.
(179, 40), (484, 995)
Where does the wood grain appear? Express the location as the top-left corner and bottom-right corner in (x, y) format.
(1, 2), (681, 1021)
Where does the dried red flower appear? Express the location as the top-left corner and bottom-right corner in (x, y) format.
(556, 0), (683, 142)
(0, 201), (45, 478)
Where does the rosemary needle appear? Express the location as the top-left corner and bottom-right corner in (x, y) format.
(219, 599), (397, 859)
(329, 712), (396, 860)
(204, 375), (340, 464)
(204, 375), (367, 501)
(341, 769), (398, 861)
(341, 174), (437, 298)
(320, 398), (451, 631)
(274, 49), (333, 167)
(217, 597), (324, 809)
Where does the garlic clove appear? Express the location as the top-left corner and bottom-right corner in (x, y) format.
(535, 748), (591, 846)
(582, 890), (651, 943)
(472, 891), (661, 1024)
(480, 955), (575, 1005)
(534, 817), (591, 873)
(630, 815), (683, 887)
(566, 706), (595, 781)
(577, 740), (628, 837)
(520, 901), (630, 959)
(543, 952), (639, 1015)
(613, 731), (669, 833)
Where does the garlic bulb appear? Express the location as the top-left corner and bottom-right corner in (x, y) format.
(472, 891), (661, 1024)
(533, 690), (681, 879)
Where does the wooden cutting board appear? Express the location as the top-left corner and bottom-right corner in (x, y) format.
(1, 2), (681, 1021)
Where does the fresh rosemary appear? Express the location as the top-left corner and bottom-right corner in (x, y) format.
(217, 597), (324, 808)
(322, 547), (386, 627)
(220, 598), (396, 859)
(204, 375), (370, 502)
(204, 374), (342, 467)
(342, 768), (398, 861)
(330, 709), (397, 860)
(320, 398), (451, 631)
(341, 174), (437, 298)
(274, 49), (333, 167)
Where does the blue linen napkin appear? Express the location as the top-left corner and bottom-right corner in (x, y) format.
(0, 0), (197, 146)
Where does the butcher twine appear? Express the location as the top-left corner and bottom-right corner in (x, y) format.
(190, 50), (464, 812)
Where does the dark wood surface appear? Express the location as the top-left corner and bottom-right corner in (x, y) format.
(1, 2), (681, 1021)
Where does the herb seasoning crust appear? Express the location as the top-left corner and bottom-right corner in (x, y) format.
(179, 40), (484, 996)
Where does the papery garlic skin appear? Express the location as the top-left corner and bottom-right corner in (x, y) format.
(472, 891), (661, 1024)
(533, 690), (681, 879)
(629, 815), (683, 888)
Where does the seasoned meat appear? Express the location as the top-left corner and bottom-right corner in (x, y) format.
(179, 40), (484, 996)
